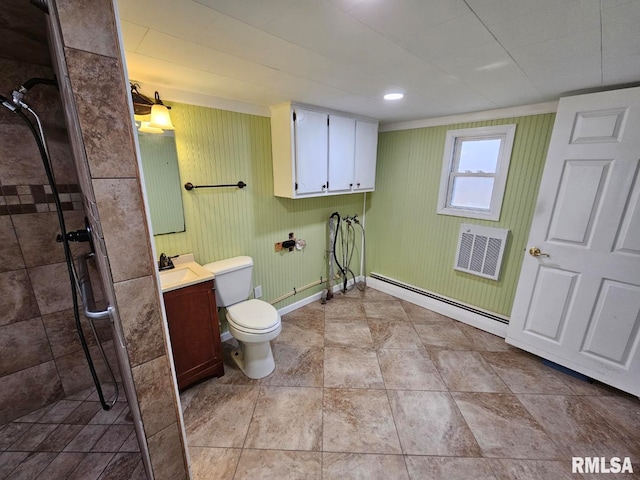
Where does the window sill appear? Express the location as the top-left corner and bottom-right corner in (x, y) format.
(437, 206), (500, 221)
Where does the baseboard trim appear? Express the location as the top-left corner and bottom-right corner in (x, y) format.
(367, 274), (509, 338)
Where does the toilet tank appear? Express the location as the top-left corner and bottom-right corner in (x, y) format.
(203, 256), (253, 307)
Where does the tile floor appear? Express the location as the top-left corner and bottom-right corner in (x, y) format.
(0, 384), (145, 479)
(183, 288), (640, 480)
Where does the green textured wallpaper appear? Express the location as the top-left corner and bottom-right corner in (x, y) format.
(151, 102), (364, 307)
(366, 114), (555, 317)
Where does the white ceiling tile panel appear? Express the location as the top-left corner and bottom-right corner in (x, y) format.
(463, 0), (561, 28)
(135, 30), (282, 84)
(602, 1), (640, 59)
(602, 54), (640, 85)
(117, 0), (219, 36)
(488, 0), (601, 50)
(346, 0), (469, 42)
(194, 0), (301, 27)
(510, 28), (602, 83)
(119, 21), (148, 52)
(401, 14), (496, 62)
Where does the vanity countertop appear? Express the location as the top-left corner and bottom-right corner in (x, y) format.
(159, 253), (214, 293)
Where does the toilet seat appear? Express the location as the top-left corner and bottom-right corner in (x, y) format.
(227, 299), (280, 334)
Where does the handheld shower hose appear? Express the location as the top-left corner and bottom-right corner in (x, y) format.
(1, 90), (118, 410)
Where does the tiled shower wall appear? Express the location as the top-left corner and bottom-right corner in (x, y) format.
(46, 0), (190, 478)
(0, 57), (119, 425)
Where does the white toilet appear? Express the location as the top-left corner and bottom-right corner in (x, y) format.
(203, 256), (281, 379)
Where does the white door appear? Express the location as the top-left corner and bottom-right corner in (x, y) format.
(354, 120), (378, 191)
(294, 108), (328, 195)
(507, 87), (640, 396)
(328, 114), (356, 193)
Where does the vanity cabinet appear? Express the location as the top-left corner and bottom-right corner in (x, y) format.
(163, 279), (224, 390)
(271, 102), (378, 198)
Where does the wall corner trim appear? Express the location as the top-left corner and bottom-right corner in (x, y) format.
(379, 101), (559, 132)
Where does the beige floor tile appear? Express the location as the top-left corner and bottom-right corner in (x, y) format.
(389, 390), (481, 456)
(369, 319), (423, 350)
(487, 459), (577, 480)
(325, 318), (373, 348)
(400, 301), (453, 323)
(275, 315), (324, 347)
(377, 349), (446, 390)
(325, 298), (366, 320)
(414, 321), (473, 350)
(234, 449), (321, 480)
(453, 393), (561, 459)
(481, 351), (574, 394)
(323, 388), (401, 454)
(433, 350), (509, 393)
(324, 348), (384, 388)
(456, 323), (512, 351)
(323, 452), (409, 480)
(259, 344), (323, 387)
(361, 288), (397, 301)
(190, 447), (241, 480)
(364, 301), (409, 321)
(517, 394), (640, 458)
(244, 387), (322, 451)
(183, 384), (259, 448)
(405, 456), (496, 480)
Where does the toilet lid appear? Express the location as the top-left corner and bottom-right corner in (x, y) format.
(227, 299), (280, 331)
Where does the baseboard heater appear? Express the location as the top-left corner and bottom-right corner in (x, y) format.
(369, 273), (509, 325)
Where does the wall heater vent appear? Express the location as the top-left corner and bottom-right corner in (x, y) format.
(455, 224), (509, 281)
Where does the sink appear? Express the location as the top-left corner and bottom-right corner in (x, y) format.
(158, 255), (214, 293)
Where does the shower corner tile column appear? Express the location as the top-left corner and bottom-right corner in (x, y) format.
(46, 0), (189, 479)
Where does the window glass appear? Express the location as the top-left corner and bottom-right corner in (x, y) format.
(456, 138), (501, 173)
(450, 177), (494, 209)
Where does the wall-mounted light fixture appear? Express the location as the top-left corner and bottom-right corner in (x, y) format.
(130, 83), (175, 132)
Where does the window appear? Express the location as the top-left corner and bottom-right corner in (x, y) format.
(437, 124), (516, 221)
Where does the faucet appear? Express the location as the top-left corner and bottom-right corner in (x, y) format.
(158, 253), (175, 271)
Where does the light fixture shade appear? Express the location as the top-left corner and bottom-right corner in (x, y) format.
(148, 104), (175, 130)
(138, 121), (164, 134)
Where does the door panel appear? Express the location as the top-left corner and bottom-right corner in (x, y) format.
(524, 267), (578, 342)
(581, 280), (640, 366)
(507, 86), (640, 396)
(547, 160), (611, 244)
(613, 163), (640, 255)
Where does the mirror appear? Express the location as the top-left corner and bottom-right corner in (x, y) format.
(137, 131), (186, 235)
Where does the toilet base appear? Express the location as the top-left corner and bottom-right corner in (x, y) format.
(231, 340), (276, 379)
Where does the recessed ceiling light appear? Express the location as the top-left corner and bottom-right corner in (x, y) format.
(384, 93), (404, 101)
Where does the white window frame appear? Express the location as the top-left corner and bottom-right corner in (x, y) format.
(437, 124), (516, 221)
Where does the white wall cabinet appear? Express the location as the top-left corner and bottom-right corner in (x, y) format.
(271, 102), (378, 199)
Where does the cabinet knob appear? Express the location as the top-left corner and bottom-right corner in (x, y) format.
(357, 183), (360, 187)
(322, 184), (326, 189)
(349, 183), (353, 187)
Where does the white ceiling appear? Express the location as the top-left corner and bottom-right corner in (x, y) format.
(116, 0), (640, 123)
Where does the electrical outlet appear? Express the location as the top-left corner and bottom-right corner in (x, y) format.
(254, 285), (262, 299)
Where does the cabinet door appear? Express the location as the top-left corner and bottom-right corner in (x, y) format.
(328, 114), (356, 193)
(294, 108), (328, 195)
(353, 120), (378, 191)
(164, 281), (223, 390)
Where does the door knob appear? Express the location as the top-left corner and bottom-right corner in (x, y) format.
(529, 247), (550, 257)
